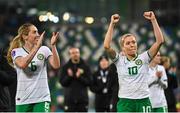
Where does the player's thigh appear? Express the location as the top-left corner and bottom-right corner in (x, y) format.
(16, 104), (33, 112)
(117, 98), (135, 112)
(137, 98), (152, 112)
(152, 106), (168, 113)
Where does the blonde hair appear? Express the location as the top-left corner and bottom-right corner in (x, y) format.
(119, 33), (135, 48)
(161, 56), (171, 69)
(7, 23), (33, 65)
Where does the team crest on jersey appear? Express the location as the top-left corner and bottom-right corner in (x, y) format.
(135, 59), (142, 65)
(37, 53), (44, 60)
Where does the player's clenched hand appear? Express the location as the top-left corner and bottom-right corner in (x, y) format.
(111, 14), (120, 24)
(143, 11), (156, 21)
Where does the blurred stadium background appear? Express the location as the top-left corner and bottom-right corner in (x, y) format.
(0, 0), (180, 112)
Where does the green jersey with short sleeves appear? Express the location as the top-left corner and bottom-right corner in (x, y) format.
(113, 51), (151, 99)
(12, 46), (52, 105)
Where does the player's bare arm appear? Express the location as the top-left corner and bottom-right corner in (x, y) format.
(144, 11), (165, 59)
(49, 32), (60, 69)
(104, 14), (120, 59)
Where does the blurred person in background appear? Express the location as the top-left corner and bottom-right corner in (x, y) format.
(0, 48), (17, 112)
(90, 55), (118, 112)
(177, 50), (180, 111)
(7, 23), (60, 112)
(59, 47), (92, 112)
(177, 49), (180, 85)
(47, 68), (62, 112)
(109, 63), (119, 112)
(148, 52), (168, 112)
(161, 56), (178, 112)
(4, 47), (17, 112)
(103, 11), (164, 112)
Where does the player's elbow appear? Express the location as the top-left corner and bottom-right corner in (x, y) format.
(104, 44), (110, 50)
(104, 47), (111, 53)
(157, 37), (165, 45)
(160, 39), (165, 45)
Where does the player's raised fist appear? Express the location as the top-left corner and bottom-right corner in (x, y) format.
(143, 11), (156, 20)
(111, 14), (120, 24)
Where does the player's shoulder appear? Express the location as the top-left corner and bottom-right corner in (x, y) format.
(11, 47), (24, 55)
(12, 47), (23, 52)
(11, 48), (24, 58)
(157, 65), (165, 70)
(40, 46), (49, 49)
(138, 51), (150, 59)
(139, 50), (148, 56)
(39, 46), (50, 51)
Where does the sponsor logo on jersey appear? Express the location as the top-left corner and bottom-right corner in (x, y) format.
(135, 59), (142, 65)
(11, 50), (16, 57)
(37, 53), (44, 60)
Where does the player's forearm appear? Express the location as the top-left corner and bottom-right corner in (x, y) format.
(151, 19), (164, 45)
(104, 22), (115, 50)
(148, 19), (164, 58)
(16, 46), (39, 69)
(50, 45), (60, 69)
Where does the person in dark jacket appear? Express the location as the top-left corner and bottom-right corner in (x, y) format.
(161, 56), (178, 112)
(59, 47), (92, 112)
(109, 63), (119, 112)
(0, 48), (17, 112)
(90, 55), (118, 112)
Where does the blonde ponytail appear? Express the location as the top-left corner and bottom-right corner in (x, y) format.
(7, 35), (21, 65)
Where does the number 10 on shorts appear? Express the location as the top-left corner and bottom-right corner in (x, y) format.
(142, 106), (151, 113)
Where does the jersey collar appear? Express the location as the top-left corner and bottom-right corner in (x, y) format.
(126, 53), (138, 61)
(22, 46), (30, 54)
